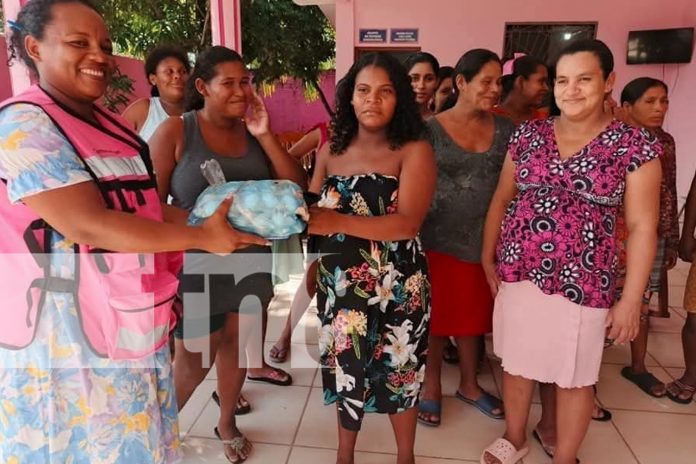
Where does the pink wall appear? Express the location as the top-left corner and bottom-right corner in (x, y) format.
(113, 55), (152, 108)
(262, 71), (335, 134)
(0, 36), (11, 101)
(336, 0), (696, 201)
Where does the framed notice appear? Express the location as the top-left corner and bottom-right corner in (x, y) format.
(359, 29), (388, 43)
(390, 28), (419, 43)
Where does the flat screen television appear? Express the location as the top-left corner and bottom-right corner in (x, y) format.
(627, 27), (694, 64)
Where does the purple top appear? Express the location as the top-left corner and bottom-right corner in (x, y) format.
(496, 118), (662, 309)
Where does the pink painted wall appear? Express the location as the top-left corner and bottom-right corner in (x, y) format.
(113, 55), (152, 108)
(262, 71), (335, 134)
(0, 36), (11, 101)
(336, 0), (696, 201)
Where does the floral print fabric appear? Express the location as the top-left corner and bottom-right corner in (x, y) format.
(0, 104), (181, 463)
(315, 174), (431, 431)
(496, 118), (662, 309)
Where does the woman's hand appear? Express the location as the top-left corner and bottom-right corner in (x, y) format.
(308, 206), (343, 236)
(244, 89), (271, 138)
(605, 298), (641, 345)
(679, 235), (696, 262)
(481, 259), (501, 298)
(199, 197), (269, 254)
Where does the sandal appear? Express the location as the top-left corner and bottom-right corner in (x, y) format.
(456, 389), (504, 420)
(591, 385), (612, 421)
(621, 366), (666, 397)
(211, 391), (252, 415)
(480, 438), (528, 464)
(417, 399), (441, 427)
(533, 429), (580, 463)
(591, 405), (612, 422)
(247, 367), (293, 386)
(666, 379), (696, 404)
(214, 426), (252, 463)
(269, 344), (289, 363)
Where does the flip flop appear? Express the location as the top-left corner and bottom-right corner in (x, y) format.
(621, 366), (667, 398)
(214, 426), (251, 463)
(247, 367), (293, 386)
(480, 438), (528, 464)
(591, 406), (612, 422)
(666, 379), (696, 404)
(417, 399), (441, 427)
(456, 389), (504, 420)
(269, 344), (289, 363)
(211, 391), (252, 415)
(591, 385), (612, 421)
(533, 429), (580, 463)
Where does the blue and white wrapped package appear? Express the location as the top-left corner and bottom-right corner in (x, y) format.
(188, 179), (310, 239)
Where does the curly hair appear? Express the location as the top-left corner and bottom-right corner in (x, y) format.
(144, 44), (191, 97)
(330, 52), (425, 155)
(7, 0), (99, 75)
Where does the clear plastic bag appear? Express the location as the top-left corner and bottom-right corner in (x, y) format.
(188, 179), (309, 240)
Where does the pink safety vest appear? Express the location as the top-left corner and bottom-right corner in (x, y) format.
(0, 85), (180, 360)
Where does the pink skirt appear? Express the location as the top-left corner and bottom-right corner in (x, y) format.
(492, 280), (609, 388)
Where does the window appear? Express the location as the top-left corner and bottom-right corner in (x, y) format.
(503, 23), (597, 64)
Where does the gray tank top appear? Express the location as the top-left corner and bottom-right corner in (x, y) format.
(420, 114), (515, 263)
(170, 111), (272, 211)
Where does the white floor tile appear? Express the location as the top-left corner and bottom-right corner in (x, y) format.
(174, 276), (696, 463)
(188, 383), (311, 445)
(288, 446), (476, 464)
(179, 379), (217, 437)
(181, 436), (290, 463)
(613, 410), (696, 464)
(647, 333), (685, 368)
(602, 343), (659, 367)
(596, 364), (696, 414)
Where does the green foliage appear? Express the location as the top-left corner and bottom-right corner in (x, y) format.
(101, 0), (335, 113)
(100, 0), (211, 58)
(241, 0), (335, 105)
(103, 64), (135, 113)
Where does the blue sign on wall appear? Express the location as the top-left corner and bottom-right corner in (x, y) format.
(359, 29), (388, 43)
(391, 28), (419, 43)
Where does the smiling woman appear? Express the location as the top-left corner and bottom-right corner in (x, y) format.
(147, 45), (305, 464)
(122, 44), (191, 141)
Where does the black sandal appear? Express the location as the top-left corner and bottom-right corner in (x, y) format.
(621, 366), (667, 398)
(666, 379), (696, 404)
(212, 391), (252, 415)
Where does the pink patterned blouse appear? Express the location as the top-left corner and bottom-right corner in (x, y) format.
(496, 118), (662, 309)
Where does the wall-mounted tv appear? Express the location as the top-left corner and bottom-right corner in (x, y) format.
(627, 27), (694, 64)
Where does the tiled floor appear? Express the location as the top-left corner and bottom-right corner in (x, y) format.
(179, 263), (695, 464)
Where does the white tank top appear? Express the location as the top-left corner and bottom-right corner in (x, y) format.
(138, 97), (170, 142)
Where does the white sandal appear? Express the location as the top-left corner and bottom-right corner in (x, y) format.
(481, 438), (529, 464)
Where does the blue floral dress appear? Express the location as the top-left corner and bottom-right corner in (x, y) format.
(0, 104), (181, 463)
(315, 173), (431, 431)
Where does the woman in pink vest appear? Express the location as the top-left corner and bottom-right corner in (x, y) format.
(0, 1), (265, 463)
